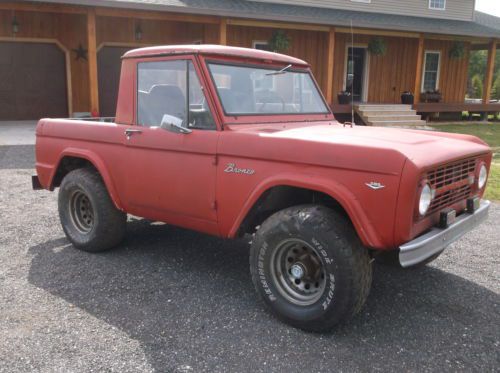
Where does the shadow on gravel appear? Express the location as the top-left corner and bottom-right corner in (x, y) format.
(0, 145), (35, 169)
(27, 219), (500, 372)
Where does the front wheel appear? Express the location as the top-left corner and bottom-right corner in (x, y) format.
(250, 205), (372, 332)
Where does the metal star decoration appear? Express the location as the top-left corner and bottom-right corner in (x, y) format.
(72, 44), (88, 61)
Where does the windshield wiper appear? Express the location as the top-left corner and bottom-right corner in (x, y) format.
(265, 64), (292, 76)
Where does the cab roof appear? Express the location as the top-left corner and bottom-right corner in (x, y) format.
(123, 44), (309, 66)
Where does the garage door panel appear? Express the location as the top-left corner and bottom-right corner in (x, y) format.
(0, 42), (68, 120)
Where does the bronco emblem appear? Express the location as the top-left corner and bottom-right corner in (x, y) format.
(365, 182), (385, 190)
(224, 163), (255, 175)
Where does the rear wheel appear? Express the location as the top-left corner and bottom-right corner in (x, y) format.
(58, 168), (126, 252)
(250, 205), (372, 332)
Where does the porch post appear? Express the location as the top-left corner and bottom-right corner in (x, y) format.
(326, 27), (336, 105)
(414, 34), (425, 104)
(87, 8), (99, 116)
(483, 40), (497, 104)
(219, 18), (227, 45)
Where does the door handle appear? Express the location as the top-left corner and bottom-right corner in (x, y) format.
(125, 128), (142, 139)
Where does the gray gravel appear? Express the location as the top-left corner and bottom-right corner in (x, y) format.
(0, 144), (499, 373)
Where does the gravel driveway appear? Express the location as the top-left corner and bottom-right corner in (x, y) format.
(0, 144), (499, 372)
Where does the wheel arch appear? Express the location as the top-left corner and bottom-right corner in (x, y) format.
(229, 176), (383, 248)
(49, 148), (123, 211)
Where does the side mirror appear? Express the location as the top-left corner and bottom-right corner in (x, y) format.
(160, 114), (192, 134)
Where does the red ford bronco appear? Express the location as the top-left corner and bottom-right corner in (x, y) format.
(33, 45), (492, 331)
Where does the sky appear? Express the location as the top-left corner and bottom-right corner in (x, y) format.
(475, 0), (500, 17)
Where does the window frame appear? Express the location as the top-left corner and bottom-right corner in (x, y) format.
(205, 59), (331, 118)
(134, 55), (218, 130)
(350, 0), (371, 3)
(428, 0), (446, 10)
(421, 50), (441, 93)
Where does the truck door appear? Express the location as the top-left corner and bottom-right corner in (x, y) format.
(122, 57), (219, 233)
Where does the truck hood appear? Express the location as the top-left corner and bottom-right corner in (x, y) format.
(220, 122), (491, 175)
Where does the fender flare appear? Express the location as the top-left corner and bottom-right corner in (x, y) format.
(228, 173), (383, 248)
(50, 148), (124, 211)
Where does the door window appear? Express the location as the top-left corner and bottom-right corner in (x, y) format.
(137, 59), (215, 129)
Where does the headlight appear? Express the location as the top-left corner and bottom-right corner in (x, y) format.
(419, 183), (433, 216)
(478, 164), (488, 189)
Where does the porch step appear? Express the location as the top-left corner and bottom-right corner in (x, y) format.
(367, 119), (427, 127)
(354, 103), (426, 127)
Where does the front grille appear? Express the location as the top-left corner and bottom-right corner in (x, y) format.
(425, 157), (476, 216)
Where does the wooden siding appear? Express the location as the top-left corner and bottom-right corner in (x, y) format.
(423, 39), (470, 103)
(226, 25), (329, 94)
(333, 33), (419, 103)
(253, 0), (475, 21)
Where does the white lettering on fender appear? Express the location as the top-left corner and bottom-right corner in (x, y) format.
(224, 163), (255, 175)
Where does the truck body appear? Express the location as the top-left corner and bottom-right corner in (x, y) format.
(33, 45), (492, 331)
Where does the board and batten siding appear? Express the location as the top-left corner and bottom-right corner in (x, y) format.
(252, 0), (475, 21)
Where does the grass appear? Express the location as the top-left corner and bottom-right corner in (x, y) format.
(428, 122), (500, 201)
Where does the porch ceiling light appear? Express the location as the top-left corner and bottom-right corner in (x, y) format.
(135, 24), (143, 41)
(12, 16), (19, 34)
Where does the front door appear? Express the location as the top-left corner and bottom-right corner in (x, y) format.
(123, 57), (219, 233)
(345, 47), (366, 102)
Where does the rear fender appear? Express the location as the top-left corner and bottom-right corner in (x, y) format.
(50, 148), (123, 211)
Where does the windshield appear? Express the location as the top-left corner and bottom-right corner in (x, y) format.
(207, 62), (330, 116)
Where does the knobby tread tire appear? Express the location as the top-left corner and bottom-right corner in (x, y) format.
(58, 168), (126, 252)
(249, 204), (372, 332)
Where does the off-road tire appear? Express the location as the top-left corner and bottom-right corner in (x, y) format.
(58, 168), (126, 252)
(375, 249), (443, 268)
(250, 204), (372, 332)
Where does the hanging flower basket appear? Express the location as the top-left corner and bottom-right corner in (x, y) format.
(449, 41), (466, 59)
(268, 30), (291, 53)
(367, 37), (387, 56)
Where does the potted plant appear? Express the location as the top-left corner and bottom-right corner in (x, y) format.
(267, 30), (291, 53)
(401, 91), (414, 104)
(368, 37), (387, 56)
(449, 41), (465, 59)
(421, 90), (442, 103)
(337, 90), (352, 104)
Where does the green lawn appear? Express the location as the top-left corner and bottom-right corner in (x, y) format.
(428, 123), (500, 201)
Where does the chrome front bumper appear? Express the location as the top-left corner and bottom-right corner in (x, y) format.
(399, 200), (490, 267)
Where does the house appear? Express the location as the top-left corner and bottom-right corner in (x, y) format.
(0, 0), (499, 122)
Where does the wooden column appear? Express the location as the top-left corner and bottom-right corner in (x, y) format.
(325, 27), (335, 104)
(483, 40), (497, 104)
(219, 19), (227, 45)
(87, 9), (99, 116)
(414, 34), (425, 104)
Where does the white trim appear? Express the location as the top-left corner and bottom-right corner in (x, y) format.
(421, 50), (441, 93)
(351, 0), (371, 3)
(342, 44), (370, 103)
(428, 0), (446, 10)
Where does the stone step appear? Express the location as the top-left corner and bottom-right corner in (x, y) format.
(367, 119), (426, 127)
(358, 109), (417, 116)
(361, 114), (422, 121)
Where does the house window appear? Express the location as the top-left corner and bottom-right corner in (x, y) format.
(429, 0), (445, 10)
(252, 41), (271, 51)
(422, 51), (441, 92)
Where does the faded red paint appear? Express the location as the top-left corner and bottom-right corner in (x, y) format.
(35, 46), (492, 250)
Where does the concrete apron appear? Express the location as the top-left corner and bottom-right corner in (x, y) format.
(0, 121), (37, 146)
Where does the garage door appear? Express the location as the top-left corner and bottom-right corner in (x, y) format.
(0, 42), (68, 120)
(98, 46), (133, 118)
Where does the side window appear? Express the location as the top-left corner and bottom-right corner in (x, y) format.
(137, 60), (187, 127)
(137, 60), (216, 130)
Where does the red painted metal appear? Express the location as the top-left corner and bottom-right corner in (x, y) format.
(35, 46), (493, 250)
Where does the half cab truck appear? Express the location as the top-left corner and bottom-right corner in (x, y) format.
(33, 45), (492, 331)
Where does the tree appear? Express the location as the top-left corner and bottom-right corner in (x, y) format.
(467, 49), (500, 99)
(471, 74), (483, 99)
